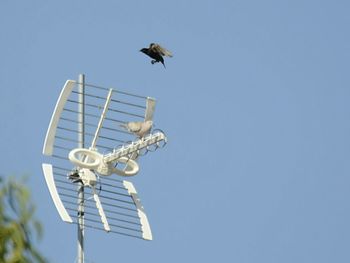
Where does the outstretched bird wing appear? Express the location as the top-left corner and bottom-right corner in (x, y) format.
(150, 43), (173, 57)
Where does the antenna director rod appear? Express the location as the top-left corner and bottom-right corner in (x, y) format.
(103, 132), (166, 163)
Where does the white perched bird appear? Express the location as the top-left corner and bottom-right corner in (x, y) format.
(120, 120), (153, 138)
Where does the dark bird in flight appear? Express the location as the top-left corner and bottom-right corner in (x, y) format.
(140, 43), (173, 68)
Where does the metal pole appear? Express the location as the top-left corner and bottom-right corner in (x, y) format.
(77, 74), (85, 263)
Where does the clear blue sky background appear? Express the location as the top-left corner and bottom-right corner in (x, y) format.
(1, 1), (350, 262)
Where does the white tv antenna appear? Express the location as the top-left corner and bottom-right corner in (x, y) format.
(42, 74), (167, 263)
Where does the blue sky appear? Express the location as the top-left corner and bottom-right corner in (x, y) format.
(1, 0), (350, 262)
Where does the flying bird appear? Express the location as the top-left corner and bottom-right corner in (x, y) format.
(140, 43), (173, 68)
(120, 120), (153, 138)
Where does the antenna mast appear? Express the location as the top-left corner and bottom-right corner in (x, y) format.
(77, 74), (85, 263)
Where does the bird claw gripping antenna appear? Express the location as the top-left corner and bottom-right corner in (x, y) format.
(42, 78), (167, 247)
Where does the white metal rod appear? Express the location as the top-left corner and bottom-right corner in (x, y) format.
(77, 74), (85, 263)
(92, 187), (111, 232)
(90, 89), (113, 149)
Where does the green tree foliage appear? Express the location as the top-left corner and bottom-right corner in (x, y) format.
(0, 177), (46, 263)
